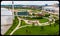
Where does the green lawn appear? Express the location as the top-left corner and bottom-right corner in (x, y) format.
(20, 20), (27, 26)
(5, 16), (19, 35)
(13, 23), (59, 35)
(39, 18), (49, 23)
(26, 17), (49, 23)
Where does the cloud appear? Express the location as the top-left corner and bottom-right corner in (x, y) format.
(1, 1), (12, 5)
(1, 1), (59, 5)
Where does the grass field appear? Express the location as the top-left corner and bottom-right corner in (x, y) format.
(25, 17), (49, 23)
(39, 18), (49, 23)
(20, 20), (27, 26)
(13, 23), (59, 35)
(5, 16), (19, 35)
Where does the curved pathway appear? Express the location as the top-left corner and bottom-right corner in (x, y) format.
(10, 17), (21, 35)
(10, 15), (56, 35)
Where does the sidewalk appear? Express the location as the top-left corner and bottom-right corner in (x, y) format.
(10, 16), (55, 35)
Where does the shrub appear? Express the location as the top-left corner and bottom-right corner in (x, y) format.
(32, 16), (43, 19)
(45, 14), (50, 17)
(55, 20), (59, 24)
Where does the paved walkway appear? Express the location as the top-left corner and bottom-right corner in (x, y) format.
(10, 17), (21, 35)
(10, 17), (32, 35)
(10, 15), (55, 35)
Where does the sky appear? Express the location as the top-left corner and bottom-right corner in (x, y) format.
(1, 1), (59, 5)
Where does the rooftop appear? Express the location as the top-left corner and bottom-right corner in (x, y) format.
(17, 12), (29, 16)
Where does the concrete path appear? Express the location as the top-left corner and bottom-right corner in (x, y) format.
(10, 17), (21, 35)
(10, 17), (32, 35)
(10, 15), (56, 35)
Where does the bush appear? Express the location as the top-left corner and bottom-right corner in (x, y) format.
(25, 16), (43, 20)
(45, 14), (50, 17)
(32, 13), (35, 16)
(55, 20), (59, 24)
(32, 16), (43, 19)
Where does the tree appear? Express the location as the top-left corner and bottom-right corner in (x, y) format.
(53, 16), (58, 21)
(20, 20), (23, 26)
(32, 22), (35, 27)
(54, 23), (56, 27)
(32, 13), (35, 16)
(25, 27), (31, 34)
(52, 19), (56, 27)
(26, 29), (28, 34)
(45, 14), (50, 17)
(14, 12), (16, 15)
(55, 20), (59, 24)
(40, 26), (44, 31)
(53, 16), (59, 26)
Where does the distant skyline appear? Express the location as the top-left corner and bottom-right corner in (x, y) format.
(1, 1), (59, 5)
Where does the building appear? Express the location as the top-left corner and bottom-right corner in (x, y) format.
(42, 3), (59, 15)
(17, 11), (29, 16)
(1, 8), (14, 35)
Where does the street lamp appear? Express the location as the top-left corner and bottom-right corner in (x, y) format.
(12, 1), (15, 19)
